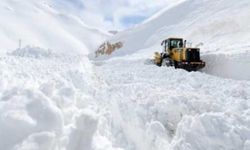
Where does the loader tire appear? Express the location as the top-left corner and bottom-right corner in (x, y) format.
(156, 58), (163, 67)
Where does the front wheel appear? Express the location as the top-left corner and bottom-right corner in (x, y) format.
(162, 57), (174, 67)
(155, 58), (163, 66)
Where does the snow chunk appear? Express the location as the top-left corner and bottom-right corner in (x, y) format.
(0, 88), (63, 150)
(67, 110), (98, 150)
(13, 132), (56, 150)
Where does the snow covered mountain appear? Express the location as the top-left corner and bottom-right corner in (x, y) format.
(106, 0), (250, 55)
(97, 0), (250, 80)
(0, 0), (250, 150)
(0, 0), (109, 54)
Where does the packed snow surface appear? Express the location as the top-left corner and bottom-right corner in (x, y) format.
(1, 0), (250, 150)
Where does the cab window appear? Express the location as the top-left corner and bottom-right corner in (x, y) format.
(170, 39), (183, 49)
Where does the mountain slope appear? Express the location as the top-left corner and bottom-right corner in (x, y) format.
(0, 0), (109, 54)
(96, 0), (250, 80)
(107, 0), (250, 56)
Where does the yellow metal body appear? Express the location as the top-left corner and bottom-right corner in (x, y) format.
(171, 48), (184, 62)
(154, 52), (162, 65)
(164, 38), (199, 62)
(153, 37), (205, 71)
(169, 48), (192, 62)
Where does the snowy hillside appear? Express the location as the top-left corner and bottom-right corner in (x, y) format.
(106, 0), (250, 55)
(1, 0), (250, 150)
(96, 0), (250, 80)
(0, 0), (109, 54)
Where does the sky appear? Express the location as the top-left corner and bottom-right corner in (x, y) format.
(59, 0), (179, 30)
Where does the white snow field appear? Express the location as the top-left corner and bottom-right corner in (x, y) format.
(1, 0), (250, 150)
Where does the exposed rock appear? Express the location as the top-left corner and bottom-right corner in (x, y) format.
(95, 41), (123, 57)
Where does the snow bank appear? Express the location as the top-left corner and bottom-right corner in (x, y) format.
(0, 88), (63, 150)
(203, 50), (250, 81)
(14, 132), (56, 150)
(172, 113), (250, 150)
(67, 110), (98, 150)
(0, 47), (112, 150)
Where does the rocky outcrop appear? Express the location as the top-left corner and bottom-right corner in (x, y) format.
(95, 41), (123, 57)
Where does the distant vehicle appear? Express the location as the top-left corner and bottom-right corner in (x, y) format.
(154, 37), (205, 71)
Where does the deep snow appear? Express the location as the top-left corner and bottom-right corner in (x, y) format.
(1, 0), (250, 150)
(0, 47), (94, 150)
(94, 56), (250, 150)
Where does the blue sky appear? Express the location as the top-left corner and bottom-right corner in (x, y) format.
(121, 16), (147, 27)
(61, 0), (179, 30)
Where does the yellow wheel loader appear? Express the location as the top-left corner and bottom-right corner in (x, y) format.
(154, 38), (205, 71)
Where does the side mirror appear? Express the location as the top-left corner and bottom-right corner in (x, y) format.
(161, 41), (164, 46)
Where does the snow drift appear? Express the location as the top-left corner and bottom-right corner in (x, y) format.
(0, 46), (106, 150)
(203, 50), (250, 81)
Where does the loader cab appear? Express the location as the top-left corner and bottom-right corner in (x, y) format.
(161, 38), (184, 52)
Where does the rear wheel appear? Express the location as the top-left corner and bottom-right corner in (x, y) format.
(161, 54), (173, 67)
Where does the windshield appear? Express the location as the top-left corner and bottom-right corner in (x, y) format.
(170, 39), (183, 49)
